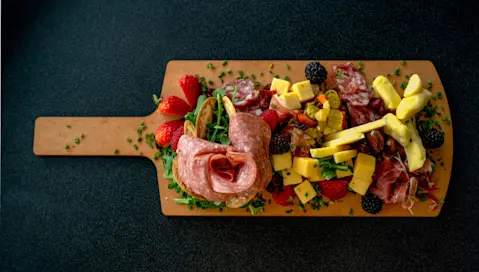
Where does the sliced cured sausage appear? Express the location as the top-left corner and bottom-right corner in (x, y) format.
(224, 79), (259, 108)
(333, 63), (372, 106)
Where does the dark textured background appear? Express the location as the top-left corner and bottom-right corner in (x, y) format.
(2, 0), (479, 271)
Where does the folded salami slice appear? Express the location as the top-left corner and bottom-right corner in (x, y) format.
(224, 79), (259, 108)
(333, 63), (372, 106)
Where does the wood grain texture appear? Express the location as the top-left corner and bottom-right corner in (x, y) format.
(33, 60), (453, 217)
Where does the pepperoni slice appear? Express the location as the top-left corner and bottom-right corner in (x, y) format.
(224, 79), (259, 108)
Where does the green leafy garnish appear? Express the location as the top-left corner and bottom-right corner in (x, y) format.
(251, 73), (256, 80)
(439, 198), (445, 204)
(226, 68), (232, 74)
(284, 76), (290, 81)
(207, 63), (215, 69)
(114, 149), (119, 154)
(405, 74), (410, 79)
(336, 71), (343, 78)
(206, 91), (230, 145)
(184, 94), (207, 124)
(208, 80), (214, 85)
(65, 145), (70, 150)
(66, 124), (71, 128)
(218, 71), (225, 78)
(127, 137), (132, 143)
(358, 60), (364, 70)
(401, 60), (406, 66)
(133, 144), (138, 150)
(393, 67), (400, 76)
(222, 60), (228, 66)
(260, 72), (264, 76)
(426, 80), (432, 89)
(274, 75), (279, 79)
(317, 157), (348, 180)
(152, 94), (161, 106)
(298, 202), (306, 212)
(349, 208), (353, 216)
(74, 138), (80, 144)
(400, 81), (407, 89)
(254, 81), (260, 86)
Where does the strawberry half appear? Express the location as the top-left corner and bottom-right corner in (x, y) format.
(157, 96), (191, 116)
(155, 120), (185, 147)
(178, 74), (201, 108)
(271, 186), (295, 206)
(318, 180), (348, 201)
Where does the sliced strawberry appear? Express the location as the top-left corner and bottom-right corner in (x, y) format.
(259, 109), (278, 131)
(155, 120), (185, 147)
(271, 186), (295, 206)
(178, 74), (201, 108)
(318, 180), (348, 201)
(157, 96), (192, 116)
(170, 126), (185, 151)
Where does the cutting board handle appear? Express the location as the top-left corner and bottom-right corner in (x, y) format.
(33, 116), (159, 158)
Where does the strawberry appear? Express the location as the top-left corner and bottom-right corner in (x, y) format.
(178, 74), (201, 108)
(271, 186), (295, 206)
(318, 180), (348, 201)
(157, 96), (191, 116)
(259, 109), (278, 131)
(155, 120), (185, 147)
(170, 126), (184, 151)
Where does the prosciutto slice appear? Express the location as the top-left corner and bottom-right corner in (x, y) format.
(371, 157), (403, 202)
(333, 63), (372, 106)
(269, 94), (295, 121)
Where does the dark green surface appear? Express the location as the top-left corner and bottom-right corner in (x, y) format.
(2, 0), (479, 271)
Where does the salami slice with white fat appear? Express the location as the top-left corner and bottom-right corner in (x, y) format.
(224, 79), (259, 108)
(333, 63), (372, 106)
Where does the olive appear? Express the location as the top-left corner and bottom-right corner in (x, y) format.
(367, 130), (385, 154)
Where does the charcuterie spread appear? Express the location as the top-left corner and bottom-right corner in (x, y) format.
(153, 60), (450, 216)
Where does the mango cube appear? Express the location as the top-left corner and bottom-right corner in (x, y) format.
(271, 152), (292, 171)
(310, 145), (349, 158)
(324, 119), (387, 141)
(396, 89), (432, 120)
(383, 113), (411, 147)
(291, 80), (315, 102)
(271, 78), (291, 96)
(294, 180), (317, 204)
(280, 92), (302, 110)
(372, 75), (402, 110)
(349, 153), (376, 195)
(282, 168), (303, 186)
(322, 132), (365, 147)
(333, 150), (358, 163)
(336, 159), (353, 178)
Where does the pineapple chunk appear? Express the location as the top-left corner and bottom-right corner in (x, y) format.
(336, 159), (353, 178)
(310, 145), (350, 158)
(314, 109), (329, 122)
(404, 119), (426, 171)
(271, 152), (292, 171)
(324, 119), (387, 141)
(291, 80), (315, 102)
(280, 92), (302, 110)
(333, 150), (358, 163)
(282, 168), (303, 186)
(396, 89), (432, 120)
(372, 75), (402, 110)
(349, 153), (376, 195)
(383, 113), (411, 147)
(322, 132), (365, 147)
(294, 180), (317, 204)
(271, 78), (291, 96)
(403, 74), (422, 97)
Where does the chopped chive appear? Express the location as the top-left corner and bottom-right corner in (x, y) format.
(349, 208), (353, 216)
(218, 71), (225, 78)
(226, 68), (232, 74)
(298, 202), (305, 212)
(284, 76), (290, 81)
(153, 151), (161, 160)
(137, 137), (142, 142)
(127, 137), (132, 143)
(137, 128), (143, 135)
(305, 192), (309, 197)
(133, 144), (138, 150)
(260, 72), (264, 76)
(286, 64), (290, 70)
(393, 67), (400, 76)
(194, 74), (199, 78)
(66, 124), (71, 128)
(401, 60), (407, 66)
(65, 145), (70, 150)
(405, 74), (410, 79)
(439, 198), (445, 204)
(336, 71), (343, 77)
(426, 80), (432, 89)
(287, 196), (294, 202)
(208, 80), (213, 85)
(437, 92), (443, 99)
(400, 81), (408, 89)
(358, 60), (364, 70)
(254, 81), (260, 86)
(440, 106), (445, 111)
(206, 63), (215, 69)
(285, 209), (293, 214)
(114, 149), (119, 154)
(274, 75), (279, 79)
(251, 73), (256, 80)
(140, 122), (145, 126)
(238, 70), (244, 76)
(74, 138), (80, 144)
(222, 60), (227, 66)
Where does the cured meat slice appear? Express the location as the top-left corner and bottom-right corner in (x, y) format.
(347, 102), (379, 126)
(269, 94), (294, 121)
(371, 157), (403, 202)
(224, 79), (259, 108)
(333, 63), (372, 106)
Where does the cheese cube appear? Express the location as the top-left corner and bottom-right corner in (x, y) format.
(282, 168), (303, 186)
(271, 78), (291, 96)
(349, 153), (376, 195)
(271, 152), (292, 171)
(383, 113), (411, 147)
(280, 92), (302, 110)
(372, 75), (402, 110)
(322, 132), (365, 147)
(293, 157), (319, 178)
(396, 89), (432, 120)
(291, 80), (315, 102)
(335, 159), (353, 178)
(323, 119), (387, 141)
(294, 180), (317, 204)
(333, 150), (358, 163)
(310, 145), (350, 158)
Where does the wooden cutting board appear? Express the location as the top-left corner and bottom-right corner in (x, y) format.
(34, 60), (453, 217)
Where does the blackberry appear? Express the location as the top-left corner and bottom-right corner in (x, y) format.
(270, 134), (290, 154)
(361, 192), (383, 214)
(421, 128), (444, 148)
(305, 62), (328, 84)
(266, 174), (283, 193)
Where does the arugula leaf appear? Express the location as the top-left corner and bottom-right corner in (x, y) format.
(317, 157), (349, 180)
(206, 93), (230, 144)
(160, 146), (177, 179)
(212, 88), (226, 98)
(184, 94), (207, 124)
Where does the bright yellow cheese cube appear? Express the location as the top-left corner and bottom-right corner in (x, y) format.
(282, 168), (303, 186)
(271, 152), (292, 171)
(322, 132), (365, 147)
(310, 145), (350, 158)
(314, 109), (329, 122)
(396, 89), (432, 120)
(403, 74), (422, 97)
(333, 150), (358, 163)
(336, 159), (354, 178)
(293, 157), (319, 178)
(294, 180), (317, 204)
(404, 120), (426, 171)
(372, 75), (402, 110)
(349, 153), (376, 195)
(291, 80), (315, 102)
(323, 119), (387, 141)
(383, 113), (411, 147)
(271, 78), (291, 96)
(280, 92), (302, 110)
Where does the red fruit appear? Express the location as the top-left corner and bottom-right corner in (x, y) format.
(318, 180), (348, 201)
(170, 126), (184, 151)
(178, 74), (201, 108)
(157, 96), (192, 116)
(259, 109), (278, 131)
(155, 120), (185, 147)
(271, 186), (295, 206)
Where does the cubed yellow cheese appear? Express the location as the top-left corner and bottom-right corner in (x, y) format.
(314, 109), (329, 122)
(372, 75), (402, 110)
(282, 168), (303, 186)
(291, 80), (315, 102)
(308, 166), (326, 182)
(322, 132), (365, 147)
(294, 180), (317, 204)
(280, 92), (302, 110)
(293, 157), (320, 178)
(333, 150), (358, 163)
(271, 152), (292, 171)
(349, 153), (376, 195)
(396, 89), (432, 120)
(383, 113), (411, 147)
(403, 74), (422, 97)
(323, 119), (387, 141)
(336, 159), (354, 178)
(310, 145), (350, 158)
(271, 78), (291, 96)
(404, 120), (426, 171)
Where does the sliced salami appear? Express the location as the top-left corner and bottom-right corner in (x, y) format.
(333, 63), (372, 106)
(347, 102), (379, 126)
(224, 79), (259, 108)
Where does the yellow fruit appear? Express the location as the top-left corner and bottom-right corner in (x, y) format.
(396, 89), (432, 120)
(270, 78), (291, 96)
(310, 145), (350, 158)
(327, 109), (343, 130)
(333, 150), (358, 163)
(293, 157), (321, 179)
(336, 159), (354, 178)
(282, 168), (303, 186)
(311, 84), (321, 96)
(383, 113), (411, 147)
(403, 74), (422, 97)
(294, 180), (317, 204)
(280, 92), (302, 110)
(349, 153), (376, 195)
(404, 119), (426, 171)
(322, 132), (365, 147)
(372, 75), (402, 110)
(271, 152), (292, 171)
(324, 89), (341, 109)
(323, 126), (339, 135)
(314, 109), (329, 122)
(324, 119), (387, 141)
(291, 80), (315, 102)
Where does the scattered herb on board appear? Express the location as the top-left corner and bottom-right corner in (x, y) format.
(137, 137), (142, 142)
(286, 64), (291, 70)
(207, 63), (215, 69)
(251, 73), (256, 80)
(274, 75), (279, 79)
(145, 133), (155, 148)
(260, 72), (264, 76)
(436, 92), (443, 99)
(336, 71), (343, 78)
(426, 80), (432, 89)
(269, 64), (273, 70)
(254, 81), (260, 86)
(226, 68), (232, 74)
(401, 60), (407, 66)
(421, 102), (437, 117)
(298, 202), (306, 212)
(153, 151), (161, 160)
(137, 128), (143, 135)
(218, 71), (225, 78)
(439, 198), (445, 204)
(65, 145), (70, 150)
(440, 105), (445, 111)
(349, 208), (353, 216)
(66, 124), (71, 128)
(74, 138), (80, 144)
(114, 149), (119, 154)
(133, 144), (138, 150)
(152, 94), (161, 105)
(127, 137), (132, 143)
(284, 76), (290, 81)
(208, 80), (214, 85)
(317, 157), (348, 180)
(419, 195), (428, 202)
(285, 209), (293, 214)
(405, 74), (410, 79)
(358, 60), (364, 71)
(393, 67), (400, 76)
(222, 60), (228, 66)
(400, 81), (407, 89)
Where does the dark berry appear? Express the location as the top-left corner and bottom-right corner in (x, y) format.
(421, 128), (444, 149)
(266, 174), (283, 193)
(361, 192), (383, 214)
(270, 134), (290, 154)
(305, 62), (328, 84)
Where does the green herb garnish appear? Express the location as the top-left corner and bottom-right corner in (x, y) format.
(349, 208), (353, 216)
(336, 71), (343, 78)
(393, 67), (400, 76)
(260, 72), (264, 76)
(285, 209), (293, 214)
(114, 149), (119, 154)
(133, 144), (138, 150)
(208, 80), (214, 85)
(222, 60), (227, 66)
(400, 81), (407, 89)
(218, 71), (225, 78)
(405, 74), (410, 79)
(274, 75), (279, 79)
(66, 124), (71, 128)
(286, 64), (290, 70)
(298, 202), (306, 212)
(439, 198), (445, 204)
(207, 63), (215, 69)
(254, 81), (260, 86)
(287, 196), (294, 202)
(127, 137), (132, 143)
(65, 145), (70, 150)
(284, 76), (290, 81)
(305, 192), (309, 197)
(358, 60), (364, 70)
(251, 73), (256, 80)
(401, 60), (406, 66)
(137, 128), (143, 135)
(74, 138), (80, 144)
(226, 68), (232, 74)
(152, 94), (161, 106)
(137, 137), (142, 142)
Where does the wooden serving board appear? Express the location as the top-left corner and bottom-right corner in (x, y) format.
(34, 60), (453, 217)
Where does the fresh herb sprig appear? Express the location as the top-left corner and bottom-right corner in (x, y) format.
(206, 89), (230, 145)
(317, 157), (349, 180)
